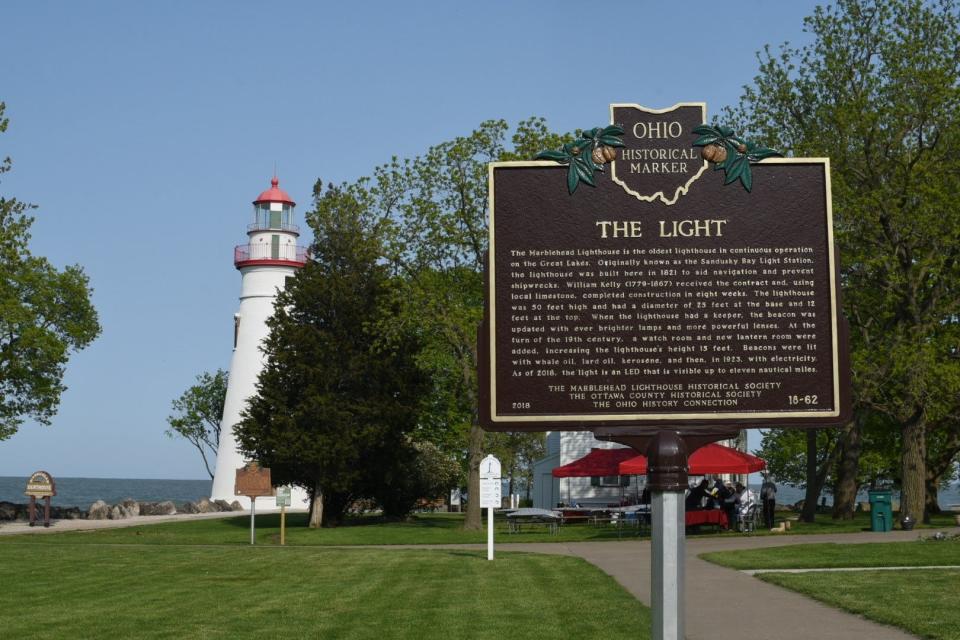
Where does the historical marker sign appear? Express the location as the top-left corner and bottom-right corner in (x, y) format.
(481, 103), (850, 431)
(235, 462), (273, 498)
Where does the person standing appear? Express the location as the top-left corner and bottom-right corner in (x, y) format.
(760, 473), (777, 529)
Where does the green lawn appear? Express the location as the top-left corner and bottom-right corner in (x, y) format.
(700, 538), (960, 569)
(702, 538), (960, 640)
(763, 510), (958, 536)
(758, 570), (960, 640)
(1, 512), (654, 546)
(9, 510), (952, 547)
(0, 543), (650, 639)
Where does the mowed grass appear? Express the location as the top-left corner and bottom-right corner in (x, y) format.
(0, 543), (650, 640)
(0, 512), (649, 546)
(9, 510), (955, 547)
(758, 570), (960, 640)
(702, 539), (960, 640)
(700, 538), (960, 569)
(759, 510), (958, 535)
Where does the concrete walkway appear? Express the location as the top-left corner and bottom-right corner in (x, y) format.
(495, 529), (958, 640)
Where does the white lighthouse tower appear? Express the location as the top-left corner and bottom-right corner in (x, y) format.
(210, 177), (310, 509)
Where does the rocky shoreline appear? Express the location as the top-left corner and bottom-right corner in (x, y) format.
(0, 497), (244, 522)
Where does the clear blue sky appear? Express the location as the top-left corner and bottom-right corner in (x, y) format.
(1, 1), (822, 480)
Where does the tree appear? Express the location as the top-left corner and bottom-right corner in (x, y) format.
(363, 118), (571, 529)
(756, 428), (841, 521)
(235, 183), (427, 527)
(166, 369), (227, 479)
(488, 431), (545, 501)
(0, 102), (100, 439)
(727, 0), (960, 522)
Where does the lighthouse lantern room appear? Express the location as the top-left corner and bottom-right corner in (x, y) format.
(210, 178), (310, 509)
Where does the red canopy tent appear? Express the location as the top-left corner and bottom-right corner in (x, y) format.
(551, 447), (637, 477)
(618, 443), (766, 475)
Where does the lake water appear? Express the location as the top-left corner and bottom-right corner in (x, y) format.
(3, 475), (958, 511)
(0, 476), (211, 509)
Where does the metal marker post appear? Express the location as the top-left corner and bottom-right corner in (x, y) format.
(647, 431), (688, 640)
(281, 504), (286, 546)
(250, 499), (256, 545)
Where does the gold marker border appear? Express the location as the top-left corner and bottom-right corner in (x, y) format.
(487, 156), (841, 422)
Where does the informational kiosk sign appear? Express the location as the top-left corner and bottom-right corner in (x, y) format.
(479, 454), (502, 561)
(481, 103), (850, 432)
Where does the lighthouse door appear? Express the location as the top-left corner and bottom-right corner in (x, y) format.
(271, 235), (280, 259)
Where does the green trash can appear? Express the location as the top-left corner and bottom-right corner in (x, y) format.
(868, 490), (893, 532)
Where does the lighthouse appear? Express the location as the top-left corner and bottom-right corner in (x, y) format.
(210, 177), (310, 508)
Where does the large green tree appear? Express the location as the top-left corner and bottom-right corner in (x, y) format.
(235, 183), (426, 527)
(353, 118), (571, 529)
(0, 102), (100, 439)
(166, 369), (227, 479)
(728, 0), (960, 522)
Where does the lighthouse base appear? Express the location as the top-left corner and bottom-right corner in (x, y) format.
(213, 486), (311, 512)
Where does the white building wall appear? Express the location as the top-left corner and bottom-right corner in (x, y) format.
(557, 431), (633, 506)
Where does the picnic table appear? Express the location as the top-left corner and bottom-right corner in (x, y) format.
(505, 508), (562, 534)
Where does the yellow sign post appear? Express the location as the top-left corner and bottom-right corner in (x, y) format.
(276, 486), (292, 546)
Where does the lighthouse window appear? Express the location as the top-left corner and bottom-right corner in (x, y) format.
(269, 210), (281, 229)
(255, 205), (271, 228)
(271, 235), (280, 259)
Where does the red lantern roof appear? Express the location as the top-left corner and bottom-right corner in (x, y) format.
(253, 177), (295, 206)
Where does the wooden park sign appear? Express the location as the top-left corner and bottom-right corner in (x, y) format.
(24, 470), (56, 527)
(480, 102), (850, 434)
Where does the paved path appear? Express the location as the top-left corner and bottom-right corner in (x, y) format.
(0, 509), (311, 536)
(495, 529), (959, 640)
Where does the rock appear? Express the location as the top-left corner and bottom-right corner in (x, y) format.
(194, 498), (219, 513)
(109, 499), (140, 520)
(138, 501), (177, 516)
(0, 502), (18, 521)
(214, 499), (234, 512)
(230, 501), (243, 511)
(179, 501), (200, 514)
(88, 500), (111, 520)
(52, 506), (84, 520)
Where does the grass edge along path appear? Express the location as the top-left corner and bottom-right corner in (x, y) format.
(700, 539), (960, 570)
(0, 544), (651, 640)
(701, 539), (960, 640)
(757, 569), (960, 640)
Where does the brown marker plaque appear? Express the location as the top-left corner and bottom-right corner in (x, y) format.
(481, 103), (850, 432)
(235, 462), (273, 498)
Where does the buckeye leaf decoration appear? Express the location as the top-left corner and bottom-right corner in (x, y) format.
(691, 124), (782, 192)
(536, 125), (625, 194)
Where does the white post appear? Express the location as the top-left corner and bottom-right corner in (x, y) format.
(651, 490), (685, 640)
(487, 506), (494, 560)
(250, 499), (256, 545)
